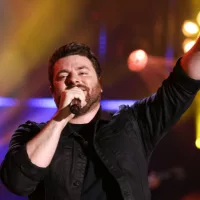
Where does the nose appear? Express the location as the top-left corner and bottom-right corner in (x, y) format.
(65, 73), (80, 86)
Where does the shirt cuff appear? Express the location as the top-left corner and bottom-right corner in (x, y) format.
(171, 57), (200, 92)
(14, 144), (47, 182)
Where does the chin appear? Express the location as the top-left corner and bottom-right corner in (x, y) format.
(76, 101), (100, 117)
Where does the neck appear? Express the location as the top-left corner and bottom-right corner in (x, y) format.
(69, 103), (101, 124)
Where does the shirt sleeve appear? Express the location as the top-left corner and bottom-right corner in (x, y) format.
(0, 121), (47, 196)
(131, 58), (200, 157)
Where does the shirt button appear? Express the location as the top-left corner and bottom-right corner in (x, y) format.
(83, 140), (88, 147)
(73, 180), (81, 187)
(123, 190), (130, 196)
(78, 152), (85, 159)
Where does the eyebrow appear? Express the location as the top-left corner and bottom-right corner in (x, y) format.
(75, 66), (90, 71)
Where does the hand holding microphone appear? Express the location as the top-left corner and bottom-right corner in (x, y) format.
(68, 86), (87, 114)
(53, 86), (86, 122)
(59, 86), (86, 115)
(68, 86), (86, 115)
(70, 98), (81, 114)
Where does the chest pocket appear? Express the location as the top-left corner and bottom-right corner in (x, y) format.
(96, 111), (141, 166)
(97, 109), (135, 141)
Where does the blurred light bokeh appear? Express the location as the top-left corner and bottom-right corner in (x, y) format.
(0, 0), (200, 200)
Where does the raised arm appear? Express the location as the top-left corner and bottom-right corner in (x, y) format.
(132, 51), (200, 157)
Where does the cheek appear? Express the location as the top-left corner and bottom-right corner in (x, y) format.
(86, 77), (99, 87)
(90, 82), (101, 94)
(54, 82), (66, 92)
(52, 83), (65, 100)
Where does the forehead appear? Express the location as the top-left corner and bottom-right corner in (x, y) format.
(53, 55), (94, 73)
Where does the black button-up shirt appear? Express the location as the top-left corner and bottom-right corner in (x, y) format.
(71, 122), (123, 200)
(1, 59), (200, 200)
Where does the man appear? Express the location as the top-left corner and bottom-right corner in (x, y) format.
(0, 39), (200, 200)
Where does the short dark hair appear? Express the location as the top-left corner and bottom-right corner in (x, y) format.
(48, 42), (101, 87)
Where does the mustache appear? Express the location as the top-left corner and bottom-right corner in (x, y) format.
(67, 84), (89, 92)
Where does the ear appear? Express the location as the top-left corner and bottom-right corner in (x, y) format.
(99, 76), (103, 92)
(49, 86), (54, 97)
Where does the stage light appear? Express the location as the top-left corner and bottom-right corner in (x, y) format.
(98, 25), (107, 61)
(196, 12), (200, 26)
(0, 97), (18, 107)
(182, 20), (199, 37)
(195, 138), (200, 149)
(182, 38), (196, 53)
(0, 97), (136, 112)
(127, 49), (148, 72)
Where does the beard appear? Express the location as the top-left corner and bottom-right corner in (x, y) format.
(55, 82), (101, 116)
(75, 82), (101, 116)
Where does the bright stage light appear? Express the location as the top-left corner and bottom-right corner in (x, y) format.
(196, 12), (200, 26)
(127, 49), (148, 72)
(0, 97), (136, 112)
(195, 138), (200, 149)
(0, 97), (18, 107)
(182, 20), (199, 37)
(182, 38), (196, 53)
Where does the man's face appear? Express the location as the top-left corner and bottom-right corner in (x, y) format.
(51, 55), (102, 115)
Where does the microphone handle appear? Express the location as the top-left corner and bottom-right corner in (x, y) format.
(70, 99), (81, 114)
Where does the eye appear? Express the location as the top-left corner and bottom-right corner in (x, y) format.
(58, 75), (68, 80)
(61, 75), (67, 78)
(79, 72), (87, 76)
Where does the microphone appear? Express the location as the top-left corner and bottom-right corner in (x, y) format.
(70, 98), (81, 114)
